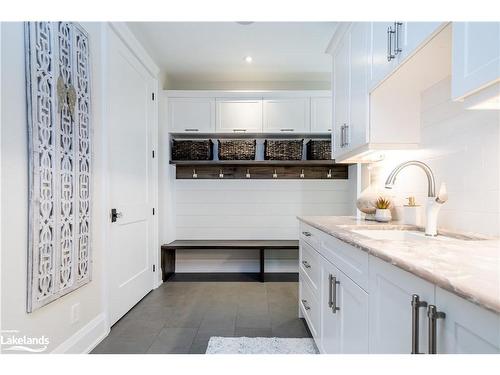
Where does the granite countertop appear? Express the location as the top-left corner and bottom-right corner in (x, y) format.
(297, 216), (500, 314)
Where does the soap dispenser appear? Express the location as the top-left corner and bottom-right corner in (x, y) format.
(403, 196), (423, 226)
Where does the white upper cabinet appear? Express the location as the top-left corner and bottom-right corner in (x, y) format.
(168, 97), (215, 133)
(399, 22), (443, 61)
(332, 22), (370, 161)
(216, 99), (263, 133)
(370, 22), (399, 89)
(263, 98), (310, 133)
(310, 97), (332, 133)
(452, 22), (500, 101)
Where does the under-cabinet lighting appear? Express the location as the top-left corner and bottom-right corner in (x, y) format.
(245, 56), (253, 64)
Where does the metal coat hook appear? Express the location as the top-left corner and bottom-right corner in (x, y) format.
(327, 169), (332, 178)
(219, 169), (224, 178)
(192, 169), (198, 179)
(300, 169), (305, 178)
(246, 169), (251, 179)
(273, 169), (278, 179)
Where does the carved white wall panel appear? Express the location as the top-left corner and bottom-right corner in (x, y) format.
(26, 22), (92, 312)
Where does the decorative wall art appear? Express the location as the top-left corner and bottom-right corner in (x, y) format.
(25, 22), (92, 312)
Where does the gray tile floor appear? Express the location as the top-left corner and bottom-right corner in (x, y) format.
(92, 281), (311, 354)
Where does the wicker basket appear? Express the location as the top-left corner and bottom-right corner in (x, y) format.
(218, 139), (256, 160)
(171, 139), (213, 161)
(307, 140), (331, 160)
(264, 139), (303, 160)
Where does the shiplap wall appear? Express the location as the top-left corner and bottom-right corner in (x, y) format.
(173, 174), (357, 272)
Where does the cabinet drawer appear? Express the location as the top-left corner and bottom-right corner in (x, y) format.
(299, 223), (322, 250)
(300, 275), (320, 339)
(299, 241), (321, 294)
(319, 234), (369, 291)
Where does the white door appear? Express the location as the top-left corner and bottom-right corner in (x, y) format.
(370, 22), (399, 89)
(168, 97), (215, 133)
(400, 22), (443, 61)
(216, 99), (263, 133)
(435, 287), (500, 354)
(332, 34), (350, 159)
(263, 98), (309, 133)
(336, 269), (369, 353)
(107, 29), (155, 325)
(349, 22), (370, 152)
(452, 22), (500, 99)
(369, 256), (435, 353)
(310, 97), (332, 134)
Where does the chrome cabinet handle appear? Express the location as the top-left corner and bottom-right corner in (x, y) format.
(302, 231), (312, 237)
(394, 22), (403, 55)
(411, 294), (428, 354)
(301, 260), (311, 269)
(301, 299), (311, 311)
(328, 274), (334, 308)
(280, 128), (294, 132)
(340, 124), (346, 148)
(387, 25), (396, 61)
(184, 128), (199, 132)
(233, 129), (247, 132)
(344, 124), (349, 147)
(427, 305), (446, 354)
(331, 276), (340, 313)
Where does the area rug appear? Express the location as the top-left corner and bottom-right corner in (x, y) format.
(205, 337), (319, 354)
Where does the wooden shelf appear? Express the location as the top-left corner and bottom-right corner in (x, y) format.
(170, 160), (341, 166)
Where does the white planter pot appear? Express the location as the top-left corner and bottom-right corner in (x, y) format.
(375, 209), (392, 222)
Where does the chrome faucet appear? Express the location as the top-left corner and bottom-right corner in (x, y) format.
(384, 161), (447, 236)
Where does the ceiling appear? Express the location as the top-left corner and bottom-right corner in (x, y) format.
(127, 22), (337, 89)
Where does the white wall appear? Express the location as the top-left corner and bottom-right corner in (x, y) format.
(173, 175), (357, 272)
(368, 77), (500, 236)
(1, 22), (108, 353)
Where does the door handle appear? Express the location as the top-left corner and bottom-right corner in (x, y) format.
(427, 305), (446, 354)
(411, 294), (428, 354)
(110, 208), (123, 223)
(330, 275), (340, 313)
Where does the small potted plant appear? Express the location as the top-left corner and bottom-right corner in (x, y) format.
(374, 197), (392, 222)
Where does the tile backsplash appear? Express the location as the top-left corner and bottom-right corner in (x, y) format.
(367, 77), (500, 236)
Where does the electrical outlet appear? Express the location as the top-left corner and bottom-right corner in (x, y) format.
(71, 303), (80, 324)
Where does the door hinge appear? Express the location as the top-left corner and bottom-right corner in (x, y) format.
(152, 150), (155, 158)
(151, 92), (155, 101)
(152, 207), (155, 215)
(152, 264), (156, 272)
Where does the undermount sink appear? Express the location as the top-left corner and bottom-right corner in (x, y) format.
(351, 229), (452, 242)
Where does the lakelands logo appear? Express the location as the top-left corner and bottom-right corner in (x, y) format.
(1, 330), (49, 353)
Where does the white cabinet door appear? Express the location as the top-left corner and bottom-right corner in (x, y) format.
(399, 22), (443, 61)
(369, 256), (435, 354)
(332, 33), (350, 159)
(216, 99), (263, 133)
(348, 22), (370, 152)
(168, 97), (215, 133)
(452, 22), (500, 100)
(320, 259), (340, 353)
(263, 98), (310, 133)
(370, 22), (399, 89)
(337, 268), (369, 353)
(435, 287), (500, 354)
(310, 97), (332, 134)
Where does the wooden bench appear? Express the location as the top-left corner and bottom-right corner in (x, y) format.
(161, 240), (299, 283)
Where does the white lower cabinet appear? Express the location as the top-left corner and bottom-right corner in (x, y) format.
(321, 259), (369, 353)
(298, 223), (500, 354)
(369, 256), (435, 354)
(435, 287), (500, 354)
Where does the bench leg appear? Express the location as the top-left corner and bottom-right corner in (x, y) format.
(260, 248), (265, 283)
(161, 248), (176, 282)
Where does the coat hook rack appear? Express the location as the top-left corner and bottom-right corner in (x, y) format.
(219, 169), (224, 178)
(273, 169), (278, 178)
(327, 169), (332, 178)
(192, 169), (198, 179)
(246, 168), (251, 179)
(300, 169), (305, 178)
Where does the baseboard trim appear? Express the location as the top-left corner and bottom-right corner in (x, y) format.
(51, 313), (109, 354)
(168, 272), (298, 282)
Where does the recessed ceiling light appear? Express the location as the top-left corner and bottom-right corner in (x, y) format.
(245, 56), (253, 63)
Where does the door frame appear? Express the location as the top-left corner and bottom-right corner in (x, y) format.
(101, 22), (160, 330)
